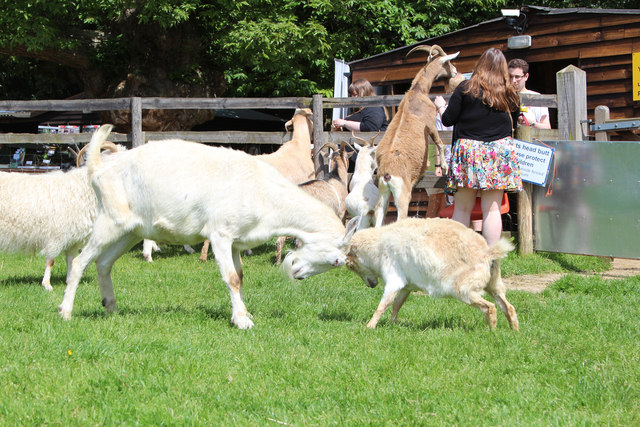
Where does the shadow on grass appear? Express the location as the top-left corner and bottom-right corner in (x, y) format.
(0, 275), (47, 288)
(318, 308), (358, 323)
(75, 303), (231, 321)
(353, 314), (475, 331)
(412, 315), (474, 331)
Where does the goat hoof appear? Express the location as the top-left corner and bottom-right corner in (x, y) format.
(58, 306), (72, 321)
(42, 283), (53, 292)
(232, 315), (254, 330)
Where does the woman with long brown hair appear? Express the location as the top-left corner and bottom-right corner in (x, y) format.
(332, 78), (388, 132)
(434, 48), (522, 245)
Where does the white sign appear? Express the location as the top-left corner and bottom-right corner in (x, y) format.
(514, 139), (554, 186)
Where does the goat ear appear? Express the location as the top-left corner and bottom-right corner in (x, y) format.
(340, 216), (361, 247)
(353, 142), (363, 151)
(440, 52), (460, 63)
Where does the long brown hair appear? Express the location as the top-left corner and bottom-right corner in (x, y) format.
(464, 48), (519, 113)
(348, 78), (376, 97)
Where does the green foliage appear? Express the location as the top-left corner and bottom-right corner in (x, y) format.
(0, 0), (637, 98)
(0, 245), (639, 424)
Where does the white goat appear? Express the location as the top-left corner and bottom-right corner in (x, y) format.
(0, 143), (123, 290)
(345, 133), (379, 230)
(76, 144), (192, 264)
(141, 239), (196, 262)
(199, 107), (315, 262)
(275, 142), (352, 264)
(57, 125), (359, 329)
(374, 45), (463, 227)
(346, 217), (519, 330)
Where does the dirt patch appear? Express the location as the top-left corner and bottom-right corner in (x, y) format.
(504, 258), (640, 293)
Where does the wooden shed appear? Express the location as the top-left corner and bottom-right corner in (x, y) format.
(348, 6), (640, 124)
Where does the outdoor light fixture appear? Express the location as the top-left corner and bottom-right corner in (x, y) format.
(501, 9), (528, 34)
(501, 8), (531, 49)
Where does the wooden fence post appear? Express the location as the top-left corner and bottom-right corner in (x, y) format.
(594, 105), (610, 141)
(131, 97), (143, 147)
(516, 125), (534, 255)
(312, 94), (325, 176)
(556, 65), (588, 141)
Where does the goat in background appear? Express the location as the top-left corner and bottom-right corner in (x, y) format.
(345, 132), (379, 230)
(0, 142), (123, 290)
(275, 141), (352, 264)
(374, 45), (463, 227)
(57, 125), (359, 329)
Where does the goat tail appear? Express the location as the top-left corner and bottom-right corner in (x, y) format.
(488, 237), (515, 261)
(86, 124), (114, 178)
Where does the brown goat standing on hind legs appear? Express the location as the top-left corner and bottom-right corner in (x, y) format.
(199, 108), (315, 262)
(373, 45), (464, 227)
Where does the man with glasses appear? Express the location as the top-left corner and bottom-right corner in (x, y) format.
(508, 58), (551, 129)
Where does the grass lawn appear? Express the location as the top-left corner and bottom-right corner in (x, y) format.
(1, 242), (638, 425)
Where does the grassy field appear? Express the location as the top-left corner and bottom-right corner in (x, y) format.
(0, 241), (638, 425)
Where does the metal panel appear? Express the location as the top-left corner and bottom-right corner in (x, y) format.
(533, 140), (640, 259)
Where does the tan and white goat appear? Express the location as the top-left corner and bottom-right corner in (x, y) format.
(374, 45), (463, 227)
(57, 125), (359, 329)
(346, 217), (519, 330)
(199, 108), (315, 261)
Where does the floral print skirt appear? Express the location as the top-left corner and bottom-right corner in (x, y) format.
(446, 136), (523, 194)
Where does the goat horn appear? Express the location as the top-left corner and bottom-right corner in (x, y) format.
(67, 145), (79, 159)
(340, 140), (354, 152)
(312, 141), (339, 162)
(322, 142), (340, 152)
(75, 140), (119, 167)
(350, 131), (370, 146)
(370, 130), (381, 145)
(429, 45), (446, 59)
(406, 45), (431, 58)
(101, 141), (120, 153)
(440, 51), (460, 63)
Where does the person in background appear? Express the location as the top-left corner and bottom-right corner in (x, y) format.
(332, 78), (388, 132)
(508, 58), (551, 129)
(434, 48), (522, 246)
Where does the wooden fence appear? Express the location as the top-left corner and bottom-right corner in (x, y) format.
(0, 65), (589, 254)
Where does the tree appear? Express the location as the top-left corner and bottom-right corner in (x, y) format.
(0, 0), (635, 129)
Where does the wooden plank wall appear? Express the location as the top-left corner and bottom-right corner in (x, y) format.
(350, 9), (640, 121)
